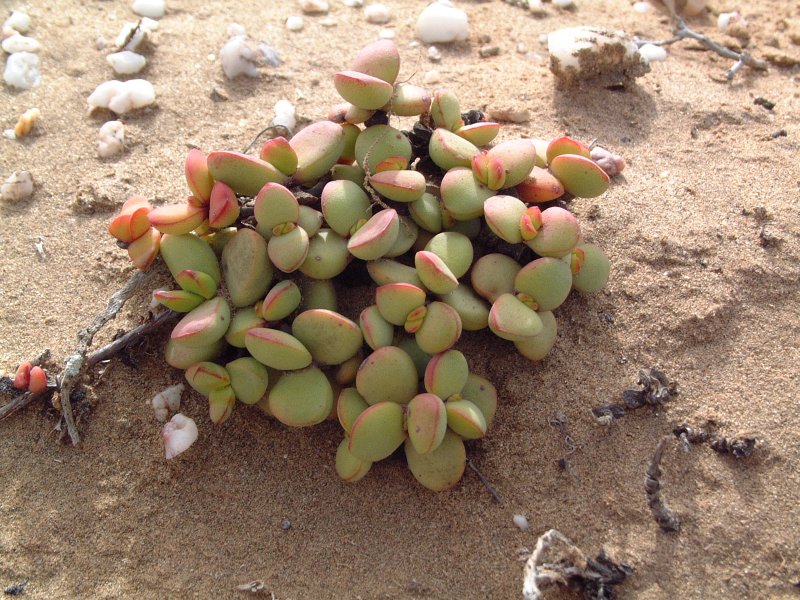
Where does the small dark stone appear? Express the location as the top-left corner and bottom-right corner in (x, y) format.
(4, 581), (28, 596)
(770, 129), (787, 139)
(479, 45), (500, 58)
(753, 97), (775, 111)
(280, 518), (292, 530)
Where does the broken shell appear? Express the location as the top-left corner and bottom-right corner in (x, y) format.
(337, 387), (370, 434)
(446, 398), (487, 439)
(289, 120), (346, 185)
(185, 361), (231, 395)
(171, 296), (231, 348)
(347, 208), (400, 260)
(127, 227), (161, 270)
(268, 366), (334, 427)
(415, 301), (462, 354)
(226, 356), (269, 405)
(336, 438), (373, 482)
(514, 257), (573, 311)
(415, 250), (459, 295)
(299, 229), (351, 279)
(292, 309), (363, 365)
(359, 305), (396, 350)
(516, 166), (566, 203)
(514, 310), (558, 361)
(424, 349), (469, 400)
(160, 233), (221, 284)
(334, 70), (395, 110)
(208, 385), (236, 424)
(185, 148), (215, 203)
(571, 242), (610, 293)
(404, 429), (466, 492)
(147, 202), (207, 235)
(208, 181), (240, 229)
(470, 253), (522, 303)
(549, 154), (610, 198)
(356, 345), (418, 405)
(259, 136), (298, 177)
(13, 107), (40, 138)
(224, 306), (265, 347)
(163, 413), (199, 459)
(261, 280), (302, 321)
(375, 283), (427, 326)
(489, 293), (544, 341)
(245, 328), (313, 371)
(221, 228), (273, 307)
(206, 151), (289, 197)
(525, 206), (580, 258)
(407, 393), (448, 455)
(348, 401), (406, 462)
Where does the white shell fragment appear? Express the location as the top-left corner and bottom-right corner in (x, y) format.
(132, 0), (166, 19)
(115, 18), (158, 52)
(365, 3), (391, 24)
(106, 50), (147, 74)
(98, 120), (126, 158)
(300, 0), (330, 14)
(632, 1), (651, 12)
(162, 413), (198, 459)
(286, 16), (304, 32)
(220, 35), (260, 78)
(3, 52), (41, 89)
(547, 26), (649, 88)
(2, 33), (41, 54)
(273, 99), (297, 133)
(151, 383), (184, 422)
(637, 43), (667, 64)
(718, 11), (747, 33)
(1, 171), (34, 202)
(2, 10), (31, 36)
(513, 514), (530, 531)
(416, 1), (469, 44)
(552, 0), (574, 7)
(88, 79), (156, 114)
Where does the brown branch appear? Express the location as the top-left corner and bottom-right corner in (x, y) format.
(468, 458), (503, 504)
(58, 268), (160, 445)
(0, 391), (41, 421)
(86, 309), (179, 368)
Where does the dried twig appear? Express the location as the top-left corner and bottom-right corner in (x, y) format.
(467, 458), (503, 505)
(636, 18), (767, 81)
(645, 436), (680, 532)
(593, 367), (677, 424)
(58, 269), (159, 445)
(86, 309), (178, 368)
(0, 390), (46, 421)
(673, 423), (757, 458)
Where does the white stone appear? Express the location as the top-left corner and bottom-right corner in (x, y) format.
(115, 18), (158, 52)
(427, 45), (442, 62)
(632, 1), (651, 13)
(1, 171), (34, 202)
(2, 33), (41, 54)
(365, 3), (391, 24)
(638, 43), (667, 63)
(220, 36), (260, 78)
(416, 1), (468, 44)
(343, 0), (363, 6)
(527, 0), (545, 14)
(151, 383), (184, 422)
(547, 26), (638, 71)
(300, 0), (329, 14)
(98, 120), (126, 158)
(423, 69), (441, 84)
(106, 50), (147, 74)
(3, 52), (40, 89)
(88, 79), (156, 114)
(2, 10), (31, 36)
(513, 514), (530, 531)
(286, 15), (304, 31)
(132, 0), (165, 19)
(718, 11), (746, 33)
(378, 28), (395, 39)
(162, 413), (198, 459)
(273, 99), (297, 133)
(552, 0), (573, 7)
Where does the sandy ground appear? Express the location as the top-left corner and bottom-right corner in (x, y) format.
(1, 0), (799, 598)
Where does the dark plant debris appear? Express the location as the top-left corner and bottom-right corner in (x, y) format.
(593, 368), (678, 424)
(753, 97), (775, 111)
(3, 581), (28, 596)
(547, 413), (577, 471)
(770, 129), (787, 139)
(523, 529), (632, 600)
(673, 423), (759, 458)
(645, 436), (681, 532)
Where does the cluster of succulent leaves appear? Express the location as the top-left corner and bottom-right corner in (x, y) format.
(108, 40), (612, 492)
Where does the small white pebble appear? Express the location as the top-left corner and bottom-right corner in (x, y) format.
(538, 33), (548, 45)
(527, 0), (545, 13)
(718, 11), (746, 33)
(2, 33), (41, 54)
(162, 413), (198, 459)
(96, 35), (108, 50)
(3, 52), (40, 89)
(107, 50), (147, 74)
(151, 383), (184, 422)
(638, 43), (667, 63)
(3, 129), (15, 140)
(320, 17), (338, 27)
(427, 45), (442, 62)
(115, 18), (158, 52)
(88, 79), (156, 114)
(342, 0), (363, 6)
(378, 28), (395, 39)
(516, 42), (528, 54)
(238, 118), (248, 128)
(365, 3), (391, 24)
(2, 10), (31, 36)
(416, 1), (469, 44)
(207, 52), (216, 61)
(286, 16), (304, 31)
(1, 171), (34, 202)
(552, 0), (573, 7)
(632, 1), (651, 13)
(98, 120), (125, 158)
(132, 0), (165, 19)
(423, 69), (441, 84)
(273, 99), (297, 132)
(220, 36), (260, 78)
(300, 0), (329, 14)
(513, 514), (530, 531)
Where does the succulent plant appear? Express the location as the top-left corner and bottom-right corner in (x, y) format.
(107, 37), (616, 493)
